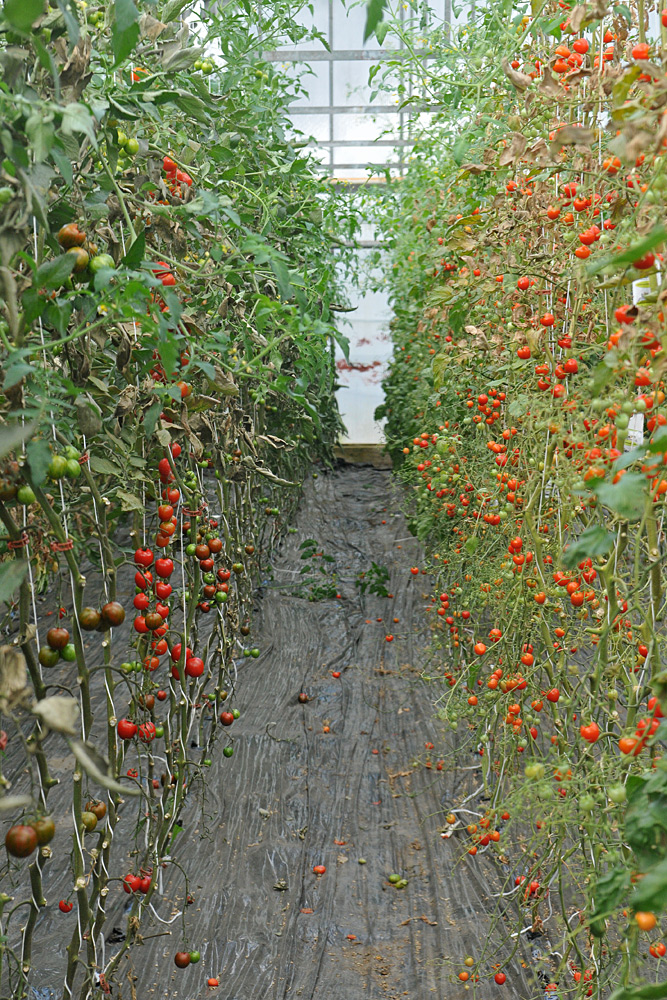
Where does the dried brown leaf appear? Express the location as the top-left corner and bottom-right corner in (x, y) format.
(502, 59), (534, 92)
(498, 132), (527, 166)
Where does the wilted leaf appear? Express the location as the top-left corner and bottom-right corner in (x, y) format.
(32, 696), (79, 735)
(75, 394), (103, 436)
(459, 163), (490, 175)
(0, 645), (28, 705)
(139, 12), (167, 39)
(69, 739), (140, 795)
(502, 59), (533, 91)
(162, 44), (204, 72)
(113, 384), (139, 418)
(540, 66), (564, 97)
(0, 794), (33, 814)
(550, 125), (594, 157)
(498, 133), (526, 166)
(116, 489), (144, 512)
(568, 0), (609, 31)
(59, 35), (92, 100)
(207, 366), (239, 397)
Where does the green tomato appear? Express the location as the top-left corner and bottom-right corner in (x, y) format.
(223, 746), (233, 758)
(201, 61), (213, 74)
(232, 708), (240, 719)
(48, 455), (68, 480)
(61, 643), (77, 662)
(189, 952), (201, 964)
(186, 544), (197, 556)
(65, 459), (82, 479)
(0, 187), (13, 205)
(608, 784), (627, 804)
(64, 445), (81, 460)
(89, 253), (115, 273)
(39, 646), (60, 668)
(126, 137), (139, 156)
(116, 130), (128, 147)
(81, 811), (98, 833)
(388, 873), (400, 884)
(579, 795), (596, 811)
(250, 648), (260, 658)
(154, 725), (164, 738)
(215, 591), (227, 604)
(17, 485), (36, 504)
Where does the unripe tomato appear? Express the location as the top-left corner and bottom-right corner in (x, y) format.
(5, 824), (38, 858)
(31, 816), (55, 845)
(57, 223), (86, 248)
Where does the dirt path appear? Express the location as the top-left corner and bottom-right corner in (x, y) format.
(23, 465), (536, 1000)
(129, 465), (532, 1000)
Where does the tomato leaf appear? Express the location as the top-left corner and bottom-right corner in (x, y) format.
(3, 361), (35, 390)
(363, 0), (387, 42)
(121, 229), (145, 268)
(586, 225), (667, 276)
(2, 0), (45, 32)
(270, 258), (292, 301)
(590, 867), (631, 921)
(595, 473), (646, 521)
(69, 739), (140, 796)
(0, 420), (35, 461)
(89, 455), (123, 476)
(161, 0), (192, 23)
(116, 489), (144, 512)
(111, 0), (140, 68)
(562, 526), (615, 568)
(608, 979), (667, 1000)
(631, 857), (667, 911)
(35, 252), (76, 289)
(0, 561), (29, 606)
(26, 437), (53, 486)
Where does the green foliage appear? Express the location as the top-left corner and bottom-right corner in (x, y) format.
(356, 561), (390, 597)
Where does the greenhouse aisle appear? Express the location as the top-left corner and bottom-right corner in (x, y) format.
(129, 464), (532, 1000)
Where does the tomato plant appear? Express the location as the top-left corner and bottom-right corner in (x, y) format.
(0, 0), (352, 995)
(369, 0), (667, 996)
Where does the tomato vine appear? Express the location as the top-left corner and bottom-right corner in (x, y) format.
(370, 0), (667, 996)
(0, 0), (351, 995)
